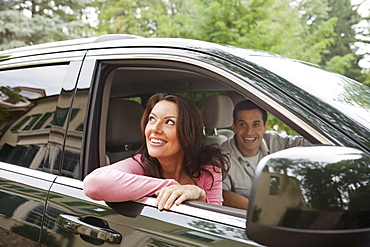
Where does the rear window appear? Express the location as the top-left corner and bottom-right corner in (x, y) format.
(0, 64), (68, 169)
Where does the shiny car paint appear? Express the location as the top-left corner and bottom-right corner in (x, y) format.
(0, 35), (369, 246)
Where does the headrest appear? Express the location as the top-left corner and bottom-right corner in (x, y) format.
(106, 99), (144, 147)
(203, 95), (234, 129)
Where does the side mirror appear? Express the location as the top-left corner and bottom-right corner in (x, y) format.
(246, 146), (370, 247)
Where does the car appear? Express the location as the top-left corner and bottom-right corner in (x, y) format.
(0, 34), (369, 247)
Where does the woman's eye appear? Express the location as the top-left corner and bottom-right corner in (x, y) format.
(149, 116), (155, 122)
(166, 119), (175, 125)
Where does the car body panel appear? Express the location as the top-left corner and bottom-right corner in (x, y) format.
(0, 51), (85, 245)
(0, 36), (369, 246)
(46, 176), (258, 246)
(248, 146), (370, 246)
(1, 38), (369, 153)
(0, 163), (57, 246)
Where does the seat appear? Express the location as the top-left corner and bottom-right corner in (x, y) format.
(106, 99), (144, 164)
(202, 94), (234, 145)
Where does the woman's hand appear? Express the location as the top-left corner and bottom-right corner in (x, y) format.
(154, 184), (206, 210)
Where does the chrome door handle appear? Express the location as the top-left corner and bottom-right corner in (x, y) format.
(56, 214), (122, 244)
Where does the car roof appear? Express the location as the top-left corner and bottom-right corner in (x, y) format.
(0, 34), (271, 61)
(1, 34), (369, 152)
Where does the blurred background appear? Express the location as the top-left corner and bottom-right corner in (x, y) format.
(1, 0), (369, 87)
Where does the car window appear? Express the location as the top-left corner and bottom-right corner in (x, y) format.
(0, 65), (68, 169)
(96, 62), (238, 168)
(59, 88), (88, 179)
(82, 59), (311, 208)
(238, 53), (370, 130)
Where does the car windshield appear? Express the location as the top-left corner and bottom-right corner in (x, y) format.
(227, 47), (370, 129)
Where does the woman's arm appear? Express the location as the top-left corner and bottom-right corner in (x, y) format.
(200, 166), (223, 205)
(83, 157), (176, 202)
(153, 166), (222, 210)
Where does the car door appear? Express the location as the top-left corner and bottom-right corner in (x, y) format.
(43, 46), (275, 247)
(43, 41), (368, 247)
(0, 50), (85, 246)
(44, 39), (351, 246)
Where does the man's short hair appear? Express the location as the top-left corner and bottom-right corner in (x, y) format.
(233, 100), (267, 124)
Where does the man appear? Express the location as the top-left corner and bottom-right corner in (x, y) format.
(221, 100), (311, 210)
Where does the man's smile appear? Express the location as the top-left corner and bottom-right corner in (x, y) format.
(243, 137), (257, 142)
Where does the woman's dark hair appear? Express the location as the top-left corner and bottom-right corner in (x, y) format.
(134, 92), (227, 187)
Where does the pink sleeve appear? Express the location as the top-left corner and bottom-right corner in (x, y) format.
(83, 156), (177, 202)
(197, 166), (223, 205)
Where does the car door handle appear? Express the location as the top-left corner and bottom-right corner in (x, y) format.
(56, 214), (122, 244)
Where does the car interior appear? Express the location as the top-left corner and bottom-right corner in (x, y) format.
(94, 59), (320, 167)
(98, 60), (246, 166)
(84, 58), (321, 215)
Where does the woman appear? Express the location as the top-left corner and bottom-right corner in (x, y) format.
(83, 93), (227, 210)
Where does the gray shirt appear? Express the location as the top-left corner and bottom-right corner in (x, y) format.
(221, 131), (311, 198)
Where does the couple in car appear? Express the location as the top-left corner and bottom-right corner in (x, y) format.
(84, 92), (309, 210)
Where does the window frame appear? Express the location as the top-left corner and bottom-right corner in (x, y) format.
(80, 49), (333, 225)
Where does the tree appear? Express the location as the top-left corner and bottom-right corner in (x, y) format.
(0, 0), (96, 50)
(293, 0), (337, 64)
(320, 0), (365, 82)
(38, 0), (369, 87)
(96, 0), (168, 36)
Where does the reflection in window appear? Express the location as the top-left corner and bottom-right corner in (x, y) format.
(53, 108), (80, 127)
(11, 116), (31, 131)
(53, 108), (68, 127)
(32, 112), (53, 130)
(0, 64), (68, 173)
(45, 118), (53, 129)
(0, 143), (13, 161)
(2, 144), (40, 167)
(70, 108), (80, 121)
(61, 150), (80, 178)
(75, 123), (84, 131)
(22, 114), (42, 130)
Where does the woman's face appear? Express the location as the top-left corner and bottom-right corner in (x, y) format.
(145, 100), (184, 162)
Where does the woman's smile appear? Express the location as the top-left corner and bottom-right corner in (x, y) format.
(145, 100), (184, 162)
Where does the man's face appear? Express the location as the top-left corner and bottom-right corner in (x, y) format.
(233, 109), (267, 157)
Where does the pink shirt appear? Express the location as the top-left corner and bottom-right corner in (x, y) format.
(83, 155), (223, 205)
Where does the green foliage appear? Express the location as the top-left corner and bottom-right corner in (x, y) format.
(0, 86), (26, 104)
(0, 86), (27, 122)
(0, 106), (9, 122)
(2, 0), (370, 85)
(320, 0), (364, 82)
(96, 0), (168, 36)
(267, 114), (298, 136)
(362, 69), (370, 87)
(325, 53), (356, 74)
(0, 0), (96, 50)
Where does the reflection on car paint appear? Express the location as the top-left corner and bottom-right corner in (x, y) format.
(252, 146), (370, 229)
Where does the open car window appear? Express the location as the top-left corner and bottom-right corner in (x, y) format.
(83, 59), (325, 213)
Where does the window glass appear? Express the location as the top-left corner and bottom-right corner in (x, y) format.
(0, 64), (68, 169)
(32, 112), (53, 130)
(22, 114), (42, 130)
(53, 107), (69, 127)
(60, 87), (88, 178)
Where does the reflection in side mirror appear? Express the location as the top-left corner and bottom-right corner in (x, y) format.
(246, 146), (370, 247)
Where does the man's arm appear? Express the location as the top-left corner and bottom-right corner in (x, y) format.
(222, 190), (249, 210)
